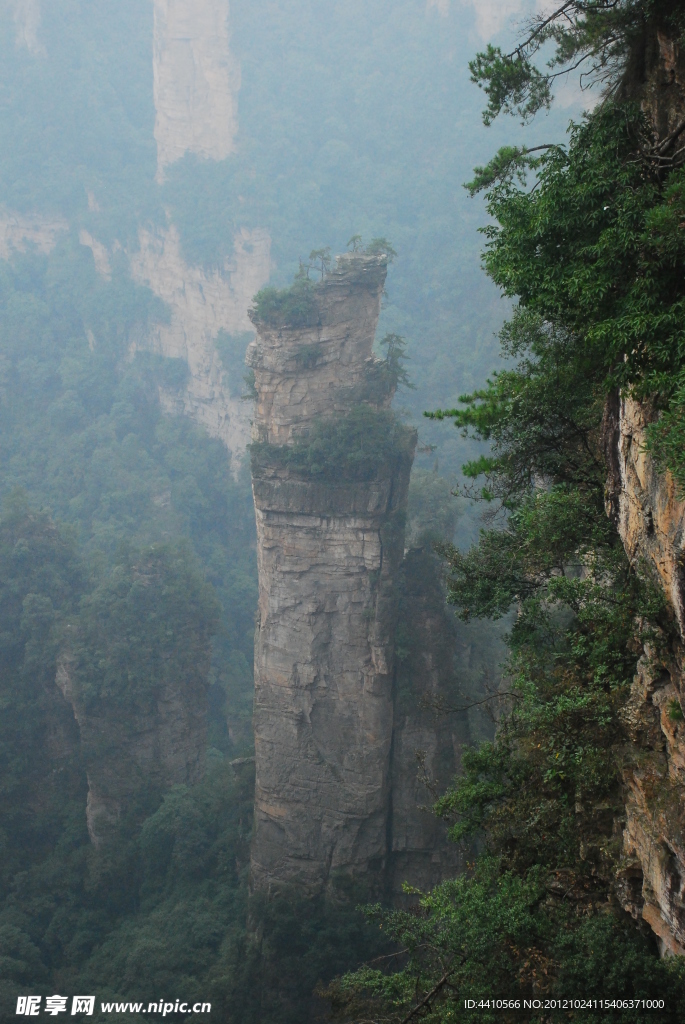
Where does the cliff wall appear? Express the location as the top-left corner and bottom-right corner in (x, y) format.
(53, 551), (215, 848)
(153, 0), (239, 179)
(248, 254), (417, 890)
(130, 223), (271, 465)
(604, 394), (685, 955)
(0, 208), (66, 259)
(596, 26), (685, 957)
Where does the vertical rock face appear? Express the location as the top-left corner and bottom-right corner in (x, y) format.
(0, 208), (67, 259)
(608, 396), (685, 633)
(389, 546), (469, 896)
(130, 224), (271, 465)
(53, 550), (217, 848)
(153, 0), (240, 178)
(248, 254), (416, 890)
(604, 393), (685, 954)
(56, 655), (208, 847)
(596, 26), (685, 958)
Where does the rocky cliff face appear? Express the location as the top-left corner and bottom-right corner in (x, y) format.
(248, 254), (418, 891)
(604, 393), (685, 955)
(130, 223), (271, 466)
(0, 208), (66, 259)
(53, 549), (215, 847)
(3, 0), (270, 469)
(153, 0), (239, 179)
(146, 0), (272, 463)
(597, 26), (685, 957)
(56, 653), (208, 847)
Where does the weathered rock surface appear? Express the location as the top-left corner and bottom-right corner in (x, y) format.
(130, 223), (271, 466)
(605, 393), (685, 954)
(595, 27), (685, 956)
(0, 208), (67, 259)
(249, 254), (417, 890)
(247, 256), (394, 446)
(607, 395), (685, 632)
(56, 646), (209, 848)
(153, 0), (240, 178)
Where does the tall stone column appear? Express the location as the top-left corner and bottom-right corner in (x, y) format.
(247, 253), (416, 890)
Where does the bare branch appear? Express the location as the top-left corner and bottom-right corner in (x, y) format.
(506, 1), (577, 61)
(422, 691), (522, 716)
(365, 949), (410, 966)
(400, 973), (450, 1024)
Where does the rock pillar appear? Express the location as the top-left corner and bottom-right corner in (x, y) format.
(247, 253), (416, 890)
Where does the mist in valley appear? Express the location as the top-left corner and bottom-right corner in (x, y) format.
(5, 2), (684, 1022)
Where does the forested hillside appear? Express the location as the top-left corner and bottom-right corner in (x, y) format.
(333, 3), (685, 1021)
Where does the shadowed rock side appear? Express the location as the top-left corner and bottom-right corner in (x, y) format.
(389, 546), (469, 897)
(604, 393), (685, 955)
(248, 253), (417, 890)
(56, 653), (208, 848)
(53, 552), (216, 848)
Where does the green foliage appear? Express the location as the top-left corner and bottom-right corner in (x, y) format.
(307, 246), (332, 279)
(479, 105), (685, 393)
(359, 333), (414, 403)
(471, 43), (551, 126)
(427, 310), (605, 506)
(646, 368), (685, 491)
(250, 280), (320, 329)
(0, 245), (258, 725)
(349, 81), (685, 1008)
(0, 759), (255, 1023)
(365, 237), (397, 262)
(69, 543), (219, 710)
(668, 698), (684, 721)
(465, 144), (555, 196)
(0, 496), (86, 891)
(334, 865), (685, 1022)
(469, 1), (685, 127)
(251, 406), (415, 482)
(377, 333), (413, 391)
(0, 1), (158, 238)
